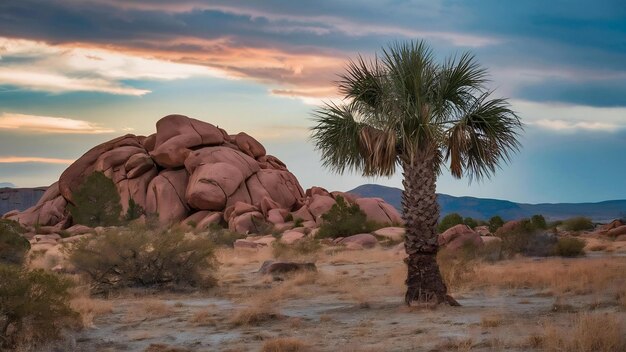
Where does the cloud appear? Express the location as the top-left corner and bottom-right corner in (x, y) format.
(0, 156), (74, 164)
(513, 100), (626, 132)
(531, 119), (618, 132)
(0, 112), (115, 134)
(0, 37), (228, 95)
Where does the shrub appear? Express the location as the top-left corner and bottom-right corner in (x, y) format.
(68, 227), (218, 293)
(124, 198), (144, 222)
(530, 214), (547, 229)
(438, 213), (463, 233)
(488, 215), (504, 233)
(562, 216), (594, 232)
(0, 219), (30, 265)
(0, 265), (78, 349)
(69, 171), (122, 227)
(463, 217), (478, 229)
(205, 224), (246, 247)
(272, 238), (321, 259)
(555, 237), (585, 257)
(316, 196), (374, 239)
(497, 219), (556, 257)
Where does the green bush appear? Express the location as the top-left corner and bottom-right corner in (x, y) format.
(69, 171), (122, 227)
(205, 224), (246, 247)
(497, 219), (557, 257)
(0, 265), (78, 350)
(68, 227), (218, 294)
(530, 214), (547, 230)
(463, 217), (478, 229)
(124, 198), (144, 222)
(488, 215), (504, 233)
(316, 196), (375, 239)
(562, 217), (594, 232)
(438, 213), (463, 233)
(0, 220), (30, 265)
(556, 237), (585, 257)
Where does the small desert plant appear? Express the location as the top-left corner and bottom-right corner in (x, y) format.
(438, 213), (464, 233)
(488, 215), (505, 233)
(124, 198), (144, 222)
(316, 196), (374, 238)
(230, 305), (281, 326)
(262, 337), (308, 352)
(69, 171), (122, 227)
(293, 217), (304, 228)
(555, 237), (585, 257)
(463, 217), (478, 229)
(497, 219), (556, 257)
(562, 216), (594, 232)
(0, 265), (78, 349)
(0, 219), (30, 265)
(531, 214), (547, 229)
(272, 238), (321, 259)
(68, 226), (217, 293)
(206, 224), (246, 247)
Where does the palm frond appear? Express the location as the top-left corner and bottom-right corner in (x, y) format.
(358, 125), (398, 176)
(444, 93), (522, 181)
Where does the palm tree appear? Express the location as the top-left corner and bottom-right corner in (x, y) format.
(311, 40), (522, 306)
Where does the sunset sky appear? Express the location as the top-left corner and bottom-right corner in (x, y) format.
(1, 0), (625, 203)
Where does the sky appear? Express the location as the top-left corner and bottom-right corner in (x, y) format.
(0, 0), (625, 204)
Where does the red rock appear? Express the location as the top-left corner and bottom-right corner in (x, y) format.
(184, 146), (259, 176)
(438, 224), (484, 251)
(64, 224), (93, 236)
(267, 208), (288, 225)
(196, 212), (223, 229)
(281, 231), (305, 244)
(186, 162), (245, 210)
(307, 195), (336, 220)
(125, 153), (155, 178)
(224, 202), (259, 221)
(257, 155), (287, 170)
(339, 233), (378, 249)
(234, 239), (264, 250)
(355, 198), (402, 225)
(290, 205), (314, 222)
(183, 211), (212, 228)
(229, 211), (264, 234)
(496, 220), (522, 236)
(599, 219), (625, 232)
(59, 134), (143, 202)
(330, 191), (359, 203)
(306, 186), (331, 198)
(95, 146), (145, 172)
(373, 227), (405, 241)
(145, 169), (189, 224)
(234, 132), (266, 158)
(142, 133), (157, 152)
(607, 225), (626, 238)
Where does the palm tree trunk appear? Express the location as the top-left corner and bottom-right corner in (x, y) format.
(402, 157), (458, 306)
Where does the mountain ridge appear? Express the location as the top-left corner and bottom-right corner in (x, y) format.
(349, 184), (626, 222)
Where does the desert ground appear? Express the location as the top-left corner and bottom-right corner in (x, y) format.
(63, 237), (626, 352)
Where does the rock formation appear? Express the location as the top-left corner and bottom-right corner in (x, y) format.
(4, 115), (402, 235)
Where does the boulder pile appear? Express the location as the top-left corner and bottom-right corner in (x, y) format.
(4, 115), (402, 235)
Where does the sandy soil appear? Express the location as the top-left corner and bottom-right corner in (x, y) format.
(71, 247), (626, 352)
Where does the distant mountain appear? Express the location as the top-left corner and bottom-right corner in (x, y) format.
(0, 187), (47, 215)
(349, 184), (626, 222)
(0, 182), (15, 188)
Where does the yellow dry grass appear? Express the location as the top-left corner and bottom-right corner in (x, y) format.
(261, 337), (309, 352)
(538, 312), (626, 352)
(124, 299), (173, 322)
(450, 257), (626, 295)
(70, 295), (113, 328)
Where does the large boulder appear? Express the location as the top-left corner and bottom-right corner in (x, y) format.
(354, 198), (403, 225)
(438, 224), (484, 251)
(339, 233), (378, 249)
(6, 114), (403, 238)
(607, 225), (626, 238)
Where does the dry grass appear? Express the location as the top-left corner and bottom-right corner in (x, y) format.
(449, 257), (626, 295)
(189, 308), (218, 327)
(480, 314), (503, 328)
(70, 295), (113, 327)
(320, 247), (397, 265)
(435, 337), (474, 352)
(538, 312), (626, 352)
(230, 304), (282, 326)
(125, 299), (173, 322)
(261, 337), (308, 352)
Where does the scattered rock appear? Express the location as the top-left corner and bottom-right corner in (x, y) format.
(607, 225), (626, 238)
(373, 227), (405, 242)
(339, 233), (378, 249)
(281, 231), (305, 244)
(257, 260), (317, 275)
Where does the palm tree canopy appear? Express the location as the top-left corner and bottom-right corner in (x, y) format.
(311, 40), (522, 181)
